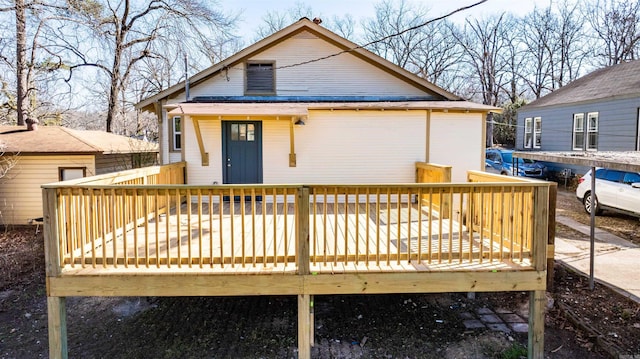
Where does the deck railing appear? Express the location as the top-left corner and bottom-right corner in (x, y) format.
(43, 168), (549, 274)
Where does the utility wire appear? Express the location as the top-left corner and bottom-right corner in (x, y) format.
(273, 0), (489, 70)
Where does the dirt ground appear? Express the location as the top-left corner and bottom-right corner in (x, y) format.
(1, 187), (640, 358)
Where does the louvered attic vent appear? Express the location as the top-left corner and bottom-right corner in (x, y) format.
(246, 62), (275, 94)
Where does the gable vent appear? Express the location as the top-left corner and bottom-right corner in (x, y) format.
(246, 63), (275, 94)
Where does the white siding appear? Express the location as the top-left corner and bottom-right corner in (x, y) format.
(264, 110), (427, 183)
(429, 112), (484, 182)
(252, 32), (426, 97)
(162, 110), (182, 164)
(0, 155), (95, 225)
(183, 116), (223, 185)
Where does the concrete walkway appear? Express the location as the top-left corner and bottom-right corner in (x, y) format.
(555, 216), (640, 303)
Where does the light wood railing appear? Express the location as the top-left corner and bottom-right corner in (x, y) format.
(415, 162), (452, 218)
(43, 176), (549, 274)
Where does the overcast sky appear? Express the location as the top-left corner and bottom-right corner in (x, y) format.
(221, 0), (552, 40)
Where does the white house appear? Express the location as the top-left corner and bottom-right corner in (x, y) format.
(136, 18), (497, 185)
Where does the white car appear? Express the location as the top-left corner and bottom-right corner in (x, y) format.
(576, 168), (640, 217)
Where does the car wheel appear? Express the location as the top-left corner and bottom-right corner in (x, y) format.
(583, 191), (602, 215)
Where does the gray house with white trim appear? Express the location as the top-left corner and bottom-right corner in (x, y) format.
(517, 60), (640, 154)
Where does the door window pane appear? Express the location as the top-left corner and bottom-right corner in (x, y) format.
(247, 124), (255, 141)
(231, 124), (239, 141)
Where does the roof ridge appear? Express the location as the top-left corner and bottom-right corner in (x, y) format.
(59, 127), (103, 152)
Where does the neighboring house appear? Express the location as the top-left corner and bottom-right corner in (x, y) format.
(0, 126), (158, 225)
(517, 60), (640, 153)
(136, 18), (497, 185)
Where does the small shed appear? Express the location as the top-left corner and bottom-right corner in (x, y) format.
(0, 126), (158, 225)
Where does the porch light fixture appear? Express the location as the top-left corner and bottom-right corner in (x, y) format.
(294, 118), (305, 126)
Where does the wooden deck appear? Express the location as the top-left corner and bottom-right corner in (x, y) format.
(42, 163), (551, 359)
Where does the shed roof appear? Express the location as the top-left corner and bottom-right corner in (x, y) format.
(522, 60), (640, 109)
(0, 126), (158, 154)
(136, 18), (463, 112)
(168, 101), (499, 117)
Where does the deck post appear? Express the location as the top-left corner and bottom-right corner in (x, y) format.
(298, 294), (311, 359)
(547, 182), (557, 290)
(528, 185), (549, 358)
(43, 188), (68, 359)
(296, 186), (312, 357)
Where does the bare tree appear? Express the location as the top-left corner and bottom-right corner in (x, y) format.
(0, 142), (18, 179)
(362, 0), (428, 68)
(59, 0), (239, 133)
(253, 2), (314, 41)
(584, 0), (640, 65)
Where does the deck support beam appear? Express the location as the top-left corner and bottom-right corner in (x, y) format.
(298, 294), (311, 359)
(47, 296), (68, 359)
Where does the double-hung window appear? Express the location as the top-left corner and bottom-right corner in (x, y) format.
(572, 114), (584, 150)
(533, 117), (542, 148)
(587, 112), (598, 150)
(524, 118), (533, 148)
(171, 116), (181, 151)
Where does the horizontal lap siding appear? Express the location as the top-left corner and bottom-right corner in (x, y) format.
(429, 113), (483, 182)
(252, 31), (426, 96)
(264, 110), (427, 183)
(517, 97), (640, 151)
(184, 117), (223, 185)
(0, 155), (94, 225)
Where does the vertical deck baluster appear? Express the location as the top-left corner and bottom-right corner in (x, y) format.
(272, 188), (277, 267)
(187, 188), (192, 268)
(208, 190), (213, 268)
(240, 188), (246, 267)
(396, 188), (401, 265)
(406, 189), (412, 264)
(176, 188), (182, 268)
(251, 188), (256, 268)
(489, 186), (495, 263)
(417, 187), (422, 263)
(499, 186), (505, 261)
(343, 189), (349, 265)
(165, 190), (171, 268)
(133, 188), (139, 268)
(261, 188), (267, 266)
(427, 188), (433, 264)
(110, 189), (117, 268)
(438, 189), (443, 264)
(144, 189), (150, 268)
(323, 187), (328, 266)
(88, 189), (96, 268)
(386, 188), (391, 266)
(354, 188), (359, 265)
(100, 189), (107, 268)
(229, 188), (235, 268)
(467, 187), (474, 262)
(458, 189), (464, 264)
(365, 187), (370, 265)
(219, 191), (224, 268)
(478, 187), (484, 264)
(121, 189), (128, 268)
(333, 187), (338, 266)
(375, 188), (380, 266)
(448, 188), (453, 264)
(155, 189), (160, 268)
(198, 189), (203, 268)
(284, 188), (289, 266)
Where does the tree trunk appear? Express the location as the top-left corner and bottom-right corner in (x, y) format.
(15, 0), (28, 126)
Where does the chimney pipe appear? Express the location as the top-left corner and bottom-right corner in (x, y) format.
(26, 117), (39, 131)
(184, 53), (190, 101)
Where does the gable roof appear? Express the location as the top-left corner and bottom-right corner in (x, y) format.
(523, 60), (640, 109)
(0, 126), (158, 154)
(135, 18), (461, 112)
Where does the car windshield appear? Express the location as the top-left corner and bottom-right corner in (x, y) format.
(500, 152), (535, 164)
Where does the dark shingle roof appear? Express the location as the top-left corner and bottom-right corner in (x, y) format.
(0, 126), (158, 154)
(523, 60), (640, 109)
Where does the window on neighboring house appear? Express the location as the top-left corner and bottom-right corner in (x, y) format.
(533, 117), (542, 148)
(245, 62), (275, 94)
(59, 167), (86, 181)
(524, 117), (533, 148)
(587, 112), (598, 150)
(573, 114), (585, 150)
(171, 116), (181, 151)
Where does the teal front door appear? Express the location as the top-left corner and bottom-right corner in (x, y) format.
(222, 121), (263, 184)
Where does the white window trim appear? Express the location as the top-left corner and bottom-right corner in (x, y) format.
(533, 117), (542, 149)
(587, 112), (598, 151)
(171, 116), (182, 151)
(572, 113), (584, 150)
(524, 117), (533, 149)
